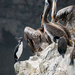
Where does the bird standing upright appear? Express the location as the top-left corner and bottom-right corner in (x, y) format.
(14, 37), (23, 63)
(41, 0), (72, 50)
(51, 0), (75, 32)
(24, 27), (51, 56)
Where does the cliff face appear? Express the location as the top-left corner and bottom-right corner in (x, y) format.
(14, 42), (75, 75)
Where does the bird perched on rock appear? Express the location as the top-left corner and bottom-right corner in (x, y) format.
(51, 0), (75, 26)
(58, 36), (67, 58)
(41, 0), (72, 50)
(24, 27), (51, 56)
(51, 0), (72, 45)
(55, 5), (75, 25)
(14, 37), (23, 63)
(51, 0), (75, 34)
(50, 0), (73, 57)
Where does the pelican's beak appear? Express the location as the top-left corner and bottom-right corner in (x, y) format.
(51, 0), (56, 19)
(41, 17), (43, 27)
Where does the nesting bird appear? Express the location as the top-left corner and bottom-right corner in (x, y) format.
(58, 36), (67, 58)
(14, 37), (23, 63)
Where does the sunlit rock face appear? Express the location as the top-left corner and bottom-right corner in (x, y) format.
(14, 42), (75, 75)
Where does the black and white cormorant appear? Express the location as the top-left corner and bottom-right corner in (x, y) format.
(14, 37), (23, 63)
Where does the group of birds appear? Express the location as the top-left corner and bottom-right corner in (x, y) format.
(14, 0), (75, 65)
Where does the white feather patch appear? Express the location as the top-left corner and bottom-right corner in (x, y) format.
(16, 42), (23, 59)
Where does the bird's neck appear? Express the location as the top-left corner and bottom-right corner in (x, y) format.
(44, 4), (52, 23)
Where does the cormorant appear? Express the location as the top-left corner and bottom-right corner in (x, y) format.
(14, 37), (23, 63)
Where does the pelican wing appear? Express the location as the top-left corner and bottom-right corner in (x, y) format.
(45, 22), (68, 38)
(53, 22), (71, 39)
(24, 27), (42, 40)
(55, 5), (75, 22)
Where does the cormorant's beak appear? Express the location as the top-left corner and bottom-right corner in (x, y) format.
(51, 0), (56, 19)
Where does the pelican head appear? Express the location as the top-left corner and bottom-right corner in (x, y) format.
(51, 0), (57, 20)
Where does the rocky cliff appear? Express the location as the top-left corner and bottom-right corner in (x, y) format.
(14, 42), (75, 75)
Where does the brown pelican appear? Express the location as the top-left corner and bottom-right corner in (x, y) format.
(51, 0), (72, 45)
(24, 27), (51, 56)
(51, 0), (75, 26)
(58, 36), (67, 58)
(70, 41), (75, 65)
(41, 0), (72, 49)
(55, 5), (75, 26)
(14, 37), (23, 63)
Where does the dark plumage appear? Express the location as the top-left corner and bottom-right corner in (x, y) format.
(41, 0), (72, 47)
(51, 20), (72, 46)
(58, 36), (67, 58)
(70, 42), (75, 65)
(51, 0), (75, 35)
(55, 5), (75, 21)
(14, 37), (23, 63)
(51, 0), (72, 46)
(14, 44), (19, 63)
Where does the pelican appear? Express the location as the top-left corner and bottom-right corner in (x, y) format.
(14, 37), (23, 63)
(55, 5), (75, 26)
(51, 0), (72, 45)
(51, 0), (75, 27)
(41, 0), (72, 49)
(24, 27), (51, 56)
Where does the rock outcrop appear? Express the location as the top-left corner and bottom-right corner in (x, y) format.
(14, 42), (75, 75)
